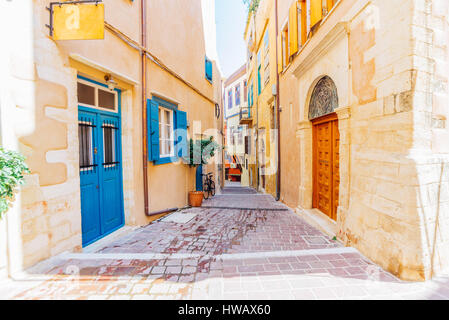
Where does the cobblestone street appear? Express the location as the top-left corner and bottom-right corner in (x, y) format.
(2, 186), (449, 300)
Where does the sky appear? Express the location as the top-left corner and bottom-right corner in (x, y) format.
(215, 0), (248, 78)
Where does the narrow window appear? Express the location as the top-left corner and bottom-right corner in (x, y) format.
(98, 89), (116, 110)
(264, 30), (269, 53)
(238, 126), (243, 145)
(158, 106), (174, 158)
(77, 82), (95, 106)
(235, 84), (241, 106)
(244, 80), (248, 102)
(205, 57), (213, 82)
(103, 123), (117, 166)
(78, 121), (94, 170)
(77, 80), (118, 112)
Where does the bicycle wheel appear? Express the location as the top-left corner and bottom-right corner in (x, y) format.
(203, 183), (210, 200)
(210, 181), (216, 197)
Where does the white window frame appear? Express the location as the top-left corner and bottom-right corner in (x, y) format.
(77, 79), (119, 113)
(158, 106), (175, 158)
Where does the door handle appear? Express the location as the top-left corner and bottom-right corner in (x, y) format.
(94, 147), (98, 155)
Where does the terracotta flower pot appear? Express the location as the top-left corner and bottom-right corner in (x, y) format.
(189, 191), (204, 207)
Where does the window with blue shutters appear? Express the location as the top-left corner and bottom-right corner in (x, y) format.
(250, 82), (254, 107)
(235, 84), (241, 106)
(205, 57), (213, 82)
(228, 90), (233, 109)
(147, 97), (188, 165)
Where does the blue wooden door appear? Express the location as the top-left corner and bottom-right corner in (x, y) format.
(78, 107), (124, 246)
(78, 110), (102, 245)
(98, 114), (123, 234)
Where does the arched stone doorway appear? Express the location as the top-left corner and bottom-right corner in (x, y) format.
(309, 76), (340, 220)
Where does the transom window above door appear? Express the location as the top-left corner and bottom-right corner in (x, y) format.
(158, 106), (174, 158)
(77, 79), (118, 113)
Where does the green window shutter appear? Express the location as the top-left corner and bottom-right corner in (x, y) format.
(176, 110), (188, 158)
(147, 99), (160, 162)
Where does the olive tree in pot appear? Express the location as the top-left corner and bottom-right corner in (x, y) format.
(0, 148), (30, 219)
(183, 137), (221, 207)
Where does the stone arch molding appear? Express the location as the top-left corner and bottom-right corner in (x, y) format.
(308, 76), (339, 120)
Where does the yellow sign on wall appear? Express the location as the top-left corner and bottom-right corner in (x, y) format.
(53, 4), (104, 40)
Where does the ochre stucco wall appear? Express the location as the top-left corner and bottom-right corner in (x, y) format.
(2, 0), (220, 272)
(144, 0), (219, 215)
(245, 0), (278, 196)
(277, 0), (449, 281)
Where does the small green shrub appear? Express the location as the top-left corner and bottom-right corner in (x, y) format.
(243, 0), (260, 13)
(0, 148), (30, 218)
(183, 137), (222, 167)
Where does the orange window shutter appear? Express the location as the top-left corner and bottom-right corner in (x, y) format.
(327, 0), (335, 12)
(289, 1), (299, 56)
(310, 0), (323, 27)
(277, 34), (283, 72)
(300, 0), (307, 46)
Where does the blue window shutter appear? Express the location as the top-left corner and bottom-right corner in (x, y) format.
(176, 110), (188, 158)
(205, 57), (212, 82)
(147, 99), (160, 162)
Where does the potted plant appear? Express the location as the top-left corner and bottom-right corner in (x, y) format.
(0, 148), (30, 219)
(183, 137), (221, 207)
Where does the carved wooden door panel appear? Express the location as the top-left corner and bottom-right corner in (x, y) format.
(332, 120), (340, 220)
(313, 113), (339, 220)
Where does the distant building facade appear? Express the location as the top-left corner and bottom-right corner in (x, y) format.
(224, 65), (249, 185)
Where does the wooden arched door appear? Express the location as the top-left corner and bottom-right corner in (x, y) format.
(309, 76), (339, 221)
(312, 113), (339, 220)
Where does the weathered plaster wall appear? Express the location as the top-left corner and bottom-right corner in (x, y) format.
(0, 0), (221, 273)
(409, 0), (449, 278)
(1, 0), (209, 271)
(278, 0), (449, 280)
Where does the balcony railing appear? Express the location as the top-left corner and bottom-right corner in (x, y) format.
(239, 106), (252, 125)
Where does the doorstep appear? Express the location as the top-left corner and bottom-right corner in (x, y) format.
(82, 225), (138, 253)
(295, 207), (338, 239)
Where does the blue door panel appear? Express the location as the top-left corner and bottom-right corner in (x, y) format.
(102, 178), (122, 231)
(80, 183), (101, 244)
(98, 114), (123, 234)
(78, 85), (124, 247)
(78, 110), (101, 246)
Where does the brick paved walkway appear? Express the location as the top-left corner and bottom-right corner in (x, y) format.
(3, 186), (449, 300)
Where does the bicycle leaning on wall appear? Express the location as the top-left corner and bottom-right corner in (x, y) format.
(202, 172), (216, 200)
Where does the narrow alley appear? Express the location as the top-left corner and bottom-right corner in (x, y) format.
(1, 185), (448, 300)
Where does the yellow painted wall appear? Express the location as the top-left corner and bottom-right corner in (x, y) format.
(245, 0), (278, 196)
(1, 0), (220, 272)
(145, 0), (219, 216)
